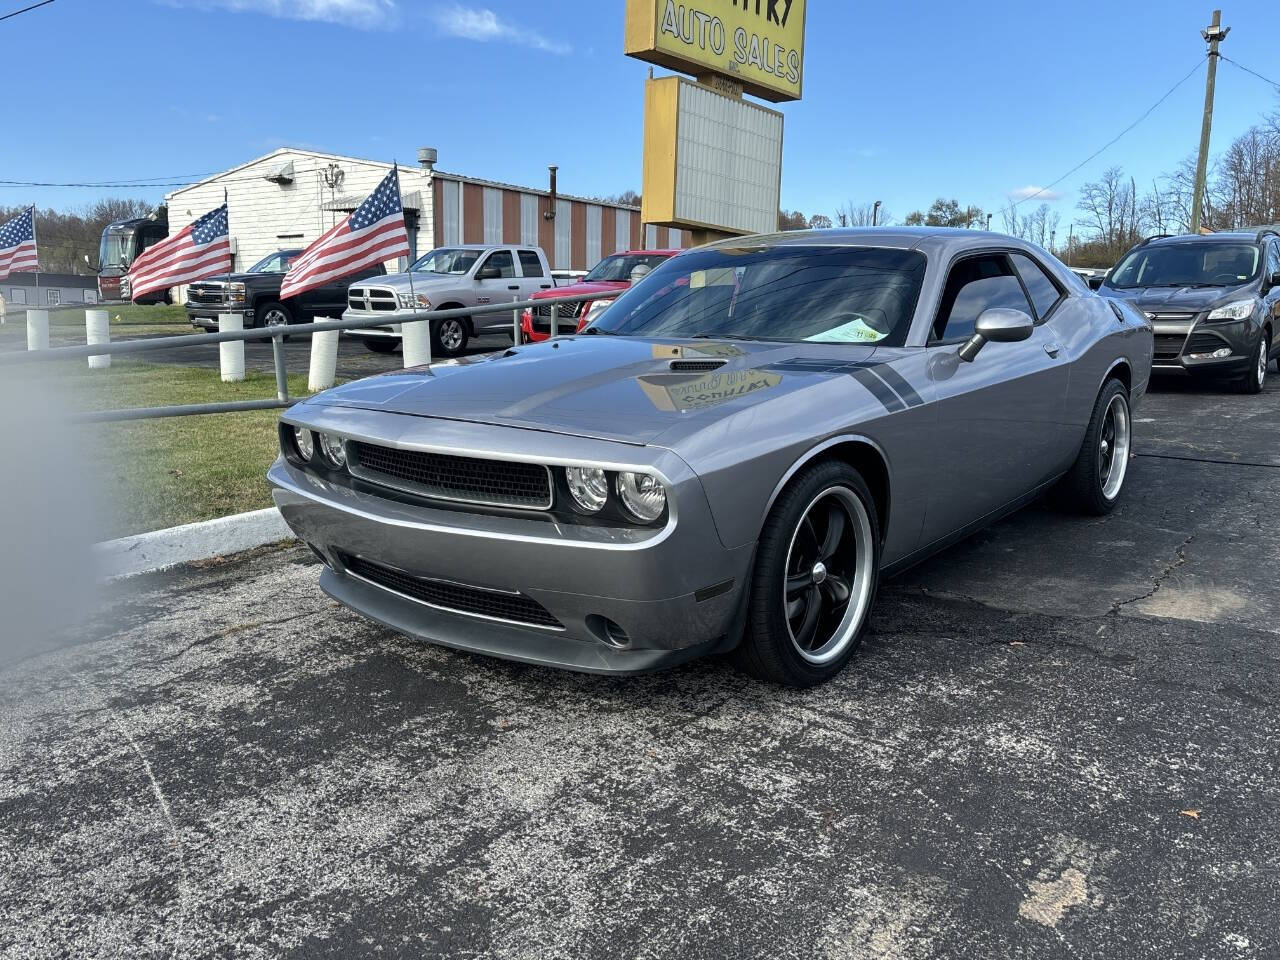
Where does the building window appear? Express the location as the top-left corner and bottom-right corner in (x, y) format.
(47, 289), (60, 306)
(10, 288), (26, 305)
(84, 289), (98, 304)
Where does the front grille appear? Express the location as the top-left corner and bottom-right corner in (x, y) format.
(188, 283), (227, 306)
(348, 287), (399, 312)
(1185, 332), (1229, 355)
(1148, 312), (1196, 322)
(349, 442), (553, 510)
(343, 555), (563, 629)
(530, 300), (584, 333)
(1154, 333), (1188, 359)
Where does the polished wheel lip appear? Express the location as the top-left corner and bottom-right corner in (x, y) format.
(1258, 337), (1268, 387)
(1099, 392), (1131, 501)
(438, 318), (465, 352)
(782, 485), (874, 666)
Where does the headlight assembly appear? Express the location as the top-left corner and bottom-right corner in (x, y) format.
(1206, 299), (1257, 322)
(294, 427), (314, 462)
(580, 299), (615, 330)
(319, 433), (347, 468)
(616, 472), (667, 523)
(227, 282), (246, 304)
(565, 466), (608, 513)
(398, 292), (432, 310)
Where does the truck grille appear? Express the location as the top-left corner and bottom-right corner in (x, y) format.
(188, 283), (227, 306)
(530, 300), (584, 333)
(1153, 333), (1188, 360)
(348, 287), (399, 312)
(343, 555), (563, 630)
(348, 442), (554, 510)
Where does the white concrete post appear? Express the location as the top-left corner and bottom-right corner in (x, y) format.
(401, 315), (432, 368)
(309, 325), (339, 392)
(85, 309), (110, 369)
(26, 309), (49, 351)
(218, 313), (245, 383)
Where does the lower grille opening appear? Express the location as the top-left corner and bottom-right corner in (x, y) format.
(1153, 333), (1188, 360)
(343, 555), (563, 630)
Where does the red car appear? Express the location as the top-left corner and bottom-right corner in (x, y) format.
(519, 249), (679, 343)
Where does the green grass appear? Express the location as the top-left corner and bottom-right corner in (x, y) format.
(52, 359), (316, 540)
(51, 303), (194, 339)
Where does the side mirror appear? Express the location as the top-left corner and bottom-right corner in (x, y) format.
(958, 308), (1035, 363)
(476, 265), (501, 281)
(1087, 274), (1106, 291)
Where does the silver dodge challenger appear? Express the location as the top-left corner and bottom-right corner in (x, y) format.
(269, 228), (1153, 687)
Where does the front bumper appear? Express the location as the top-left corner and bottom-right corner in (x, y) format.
(267, 411), (752, 674)
(188, 305), (248, 329)
(1150, 318), (1255, 376)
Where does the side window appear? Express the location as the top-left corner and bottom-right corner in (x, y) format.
(1268, 241), (1280, 279)
(933, 254), (1033, 342)
(1011, 253), (1064, 321)
(518, 250), (544, 278)
(482, 250), (515, 279)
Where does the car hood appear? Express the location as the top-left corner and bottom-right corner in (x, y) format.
(1104, 285), (1254, 314)
(308, 336), (879, 446)
(532, 280), (628, 300)
(190, 272), (276, 285)
(360, 272), (466, 293)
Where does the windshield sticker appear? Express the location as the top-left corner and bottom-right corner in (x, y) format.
(804, 317), (887, 343)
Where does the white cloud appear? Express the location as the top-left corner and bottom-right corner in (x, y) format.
(1008, 185), (1062, 203)
(165, 0), (397, 28)
(430, 3), (570, 54)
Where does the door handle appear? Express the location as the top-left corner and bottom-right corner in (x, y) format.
(508, 285), (520, 291)
(1044, 342), (1062, 358)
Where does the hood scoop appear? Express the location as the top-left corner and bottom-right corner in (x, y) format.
(669, 359), (727, 373)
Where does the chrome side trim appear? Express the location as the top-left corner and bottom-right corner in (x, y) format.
(341, 563), (567, 633)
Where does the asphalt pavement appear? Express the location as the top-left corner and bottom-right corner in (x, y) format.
(2, 374), (1279, 958)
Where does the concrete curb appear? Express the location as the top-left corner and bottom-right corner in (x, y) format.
(93, 508), (295, 581)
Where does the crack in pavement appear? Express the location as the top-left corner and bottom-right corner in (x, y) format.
(1109, 534), (1195, 615)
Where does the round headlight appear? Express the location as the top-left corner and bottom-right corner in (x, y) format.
(616, 472), (666, 523)
(565, 466), (608, 513)
(319, 433), (347, 468)
(293, 427), (314, 462)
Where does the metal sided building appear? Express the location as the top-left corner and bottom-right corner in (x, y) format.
(164, 148), (692, 286)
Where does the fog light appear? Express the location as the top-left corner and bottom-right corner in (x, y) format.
(294, 427), (314, 461)
(319, 433), (347, 468)
(1189, 347), (1232, 360)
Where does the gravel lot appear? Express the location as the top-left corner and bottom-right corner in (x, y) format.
(2, 374), (1278, 959)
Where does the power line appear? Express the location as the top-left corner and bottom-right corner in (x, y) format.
(1220, 54), (1280, 91)
(1007, 58), (1206, 211)
(0, 0), (56, 22)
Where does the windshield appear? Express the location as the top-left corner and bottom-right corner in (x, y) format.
(1109, 242), (1261, 289)
(584, 253), (673, 283)
(249, 251), (301, 274)
(410, 247), (481, 275)
(590, 245), (926, 346)
(98, 228), (137, 270)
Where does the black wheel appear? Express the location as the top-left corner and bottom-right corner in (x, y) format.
(1236, 332), (1269, 394)
(363, 339), (399, 355)
(735, 460), (881, 687)
(431, 315), (469, 358)
(256, 301), (293, 341)
(1057, 378), (1131, 515)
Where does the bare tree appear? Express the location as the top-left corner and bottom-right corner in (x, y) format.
(836, 201), (892, 227)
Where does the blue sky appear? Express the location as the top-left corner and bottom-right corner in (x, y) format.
(4, 0), (1278, 232)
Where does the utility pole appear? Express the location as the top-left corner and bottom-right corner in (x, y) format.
(872, 200), (881, 227)
(1190, 9), (1230, 234)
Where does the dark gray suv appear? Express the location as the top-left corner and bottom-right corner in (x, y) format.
(1099, 228), (1280, 392)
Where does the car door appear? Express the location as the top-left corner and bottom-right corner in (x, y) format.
(919, 250), (1070, 546)
(517, 249), (554, 298)
(473, 249), (520, 333)
(1266, 241), (1280, 354)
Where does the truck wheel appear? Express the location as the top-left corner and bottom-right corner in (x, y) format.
(364, 339), (399, 355)
(256, 301), (294, 341)
(734, 460), (881, 688)
(431, 316), (469, 358)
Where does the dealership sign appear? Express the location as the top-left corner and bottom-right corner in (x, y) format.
(625, 0), (807, 102)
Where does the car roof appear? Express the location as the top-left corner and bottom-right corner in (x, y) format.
(612, 249), (680, 257)
(1144, 231), (1267, 247)
(701, 226), (1058, 257)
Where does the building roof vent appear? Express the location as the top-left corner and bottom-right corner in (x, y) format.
(264, 160), (295, 185)
(417, 147), (438, 172)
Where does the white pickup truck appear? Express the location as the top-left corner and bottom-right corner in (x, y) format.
(343, 244), (557, 357)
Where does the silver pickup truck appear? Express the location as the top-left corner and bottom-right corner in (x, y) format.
(344, 244), (556, 357)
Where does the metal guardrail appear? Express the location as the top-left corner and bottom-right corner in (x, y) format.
(0, 290), (608, 423)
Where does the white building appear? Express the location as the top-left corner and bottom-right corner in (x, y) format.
(164, 148), (688, 287)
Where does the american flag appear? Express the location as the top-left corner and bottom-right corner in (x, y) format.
(0, 207), (38, 281)
(127, 204), (231, 302)
(281, 167), (410, 300)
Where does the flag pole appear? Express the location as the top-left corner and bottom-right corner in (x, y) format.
(31, 206), (39, 308)
(399, 162), (420, 330)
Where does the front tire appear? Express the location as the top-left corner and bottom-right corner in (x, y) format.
(256, 301), (293, 341)
(735, 460), (881, 687)
(1236, 332), (1269, 394)
(1057, 378), (1131, 515)
(431, 315), (469, 358)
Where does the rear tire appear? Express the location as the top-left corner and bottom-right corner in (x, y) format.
(363, 339), (399, 355)
(734, 460), (881, 688)
(1236, 332), (1269, 394)
(1056, 378), (1131, 515)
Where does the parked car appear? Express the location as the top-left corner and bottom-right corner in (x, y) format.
(1098, 229), (1280, 392)
(343, 244), (555, 357)
(186, 250), (385, 332)
(270, 228), (1152, 687)
(519, 249), (679, 343)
